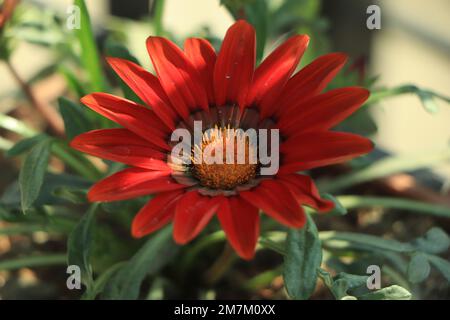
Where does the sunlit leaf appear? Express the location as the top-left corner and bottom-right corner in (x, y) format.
(359, 285), (412, 300)
(74, 0), (107, 92)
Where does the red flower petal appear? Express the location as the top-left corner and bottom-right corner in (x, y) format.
(88, 168), (185, 202)
(214, 20), (255, 109)
(106, 57), (178, 130)
(278, 87), (369, 135)
(275, 52), (348, 118)
(280, 131), (374, 174)
(173, 191), (221, 244)
(217, 196), (260, 260)
(184, 38), (217, 105)
(146, 36), (209, 117)
(240, 179), (306, 228)
(247, 35), (309, 118)
(70, 128), (171, 171)
(131, 190), (184, 238)
(278, 174), (334, 212)
(81, 93), (170, 151)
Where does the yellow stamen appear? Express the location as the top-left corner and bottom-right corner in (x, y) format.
(191, 126), (258, 190)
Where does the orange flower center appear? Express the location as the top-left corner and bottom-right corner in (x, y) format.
(191, 126), (258, 190)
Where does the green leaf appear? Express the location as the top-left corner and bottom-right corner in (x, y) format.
(153, 0), (165, 36)
(367, 84), (450, 114)
(245, 0), (268, 62)
(58, 97), (92, 140)
(407, 253), (431, 284)
(2, 173), (91, 209)
(337, 195), (450, 218)
(102, 227), (178, 299)
(283, 215), (322, 300)
(412, 228), (450, 254)
(6, 134), (47, 157)
(52, 186), (87, 204)
(337, 104), (378, 137)
(321, 148), (450, 193)
(19, 139), (52, 213)
(59, 66), (87, 98)
(321, 194), (347, 216)
(67, 204), (99, 292)
(82, 262), (126, 300)
(427, 254), (450, 282)
(104, 38), (143, 104)
(359, 285), (412, 300)
(417, 89), (439, 113)
(332, 272), (368, 299)
(104, 38), (139, 64)
(0, 254), (67, 271)
(320, 231), (415, 253)
(52, 141), (102, 180)
(74, 0), (107, 92)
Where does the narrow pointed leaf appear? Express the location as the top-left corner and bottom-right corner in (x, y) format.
(6, 134), (47, 158)
(74, 0), (107, 92)
(67, 204), (99, 292)
(58, 97), (92, 139)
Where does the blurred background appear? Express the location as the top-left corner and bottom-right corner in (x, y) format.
(0, 0), (449, 300)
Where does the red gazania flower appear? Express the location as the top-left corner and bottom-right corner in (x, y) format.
(71, 20), (373, 260)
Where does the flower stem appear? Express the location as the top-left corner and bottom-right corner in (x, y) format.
(153, 0), (165, 36)
(181, 231), (226, 270)
(204, 243), (237, 286)
(5, 59), (65, 137)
